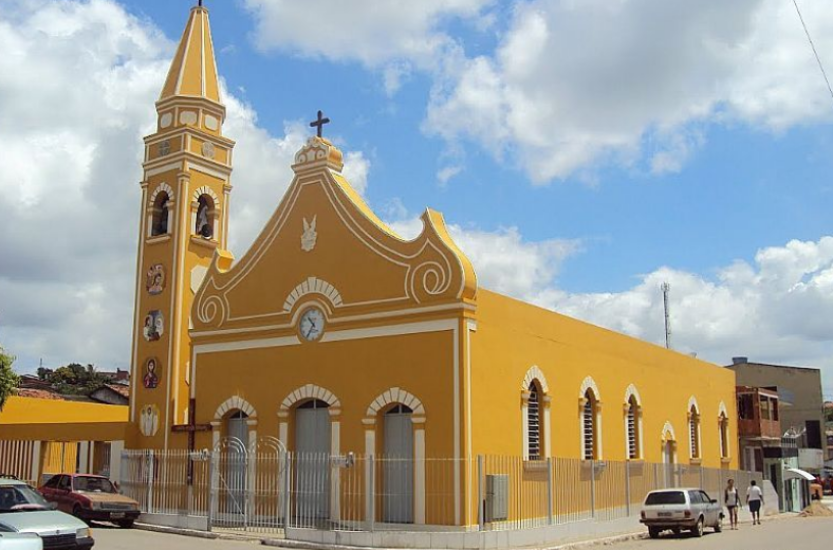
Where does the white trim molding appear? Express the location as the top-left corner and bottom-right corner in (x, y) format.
(280, 384), (341, 412)
(214, 395), (257, 420)
(283, 277), (344, 313)
(148, 182), (175, 206)
(579, 376), (601, 400)
(717, 400), (728, 419)
(521, 365), (550, 394)
(366, 387), (426, 416)
(687, 395), (700, 415)
(661, 421), (676, 442)
(192, 185), (219, 203)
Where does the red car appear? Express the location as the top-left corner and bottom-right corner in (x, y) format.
(39, 474), (140, 528)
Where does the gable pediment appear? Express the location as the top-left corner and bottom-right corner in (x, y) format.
(191, 137), (477, 335)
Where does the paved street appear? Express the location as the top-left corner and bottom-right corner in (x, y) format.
(89, 516), (833, 550)
(598, 516), (833, 550)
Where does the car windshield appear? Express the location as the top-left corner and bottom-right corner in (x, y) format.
(645, 491), (686, 505)
(0, 485), (50, 512)
(72, 476), (117, 494)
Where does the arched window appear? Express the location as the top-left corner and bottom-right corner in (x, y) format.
(627, 395), (639, 459)
(527, 381), (543, 460)
(689, 404), (701, 460)
(582, 389), (598, 460)
(718, 412), (729, 459)
(151, 192), (170, 236)
(195, 195), (214, 238)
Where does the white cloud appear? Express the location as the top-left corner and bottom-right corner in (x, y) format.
(426, 0), (833, 181)
(0, 0), (369, 371)
(242, 0), (490, 70)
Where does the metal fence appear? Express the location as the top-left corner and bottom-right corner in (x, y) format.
(121, 447), (761, 535)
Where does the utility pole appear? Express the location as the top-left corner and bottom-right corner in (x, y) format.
(661, 282), (671, 349)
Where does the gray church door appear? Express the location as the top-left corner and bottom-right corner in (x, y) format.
(383, 404), (414, 523)
(226, 411), (249, 520)
(295, 400), (331, 520)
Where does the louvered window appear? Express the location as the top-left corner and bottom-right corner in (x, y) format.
(527, 382), (541, 460)
(689, 407), (700, 459)
(627, 398), (638, 459)
(583, 392), (595, 460)
(719, 415), (728, 458)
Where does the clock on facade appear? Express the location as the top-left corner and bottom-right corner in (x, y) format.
(299, 307), (325, 342)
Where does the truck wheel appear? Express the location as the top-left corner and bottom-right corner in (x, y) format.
(117, 519), (135, 529)
(648, 527), (660, 539)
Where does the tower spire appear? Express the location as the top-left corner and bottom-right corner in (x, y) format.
(159, 4), (220, 103)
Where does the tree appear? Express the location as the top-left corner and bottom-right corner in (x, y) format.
(47, 362), (108, 395)
(0, 345), (19, 412)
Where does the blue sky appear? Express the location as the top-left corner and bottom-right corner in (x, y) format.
(121, 0), (833, 293)
(1, 0), (833, 397)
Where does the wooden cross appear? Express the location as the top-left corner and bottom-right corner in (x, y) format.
(309, 110), (331, 138)
(171, 398), (212, 484)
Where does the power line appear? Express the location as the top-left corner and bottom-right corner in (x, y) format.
(791, 0), (833, 107)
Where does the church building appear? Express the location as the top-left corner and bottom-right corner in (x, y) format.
(128, 4), (738, 529)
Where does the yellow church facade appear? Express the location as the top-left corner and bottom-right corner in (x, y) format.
(126, 4), (739, 531)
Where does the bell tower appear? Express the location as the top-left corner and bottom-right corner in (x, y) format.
(129, 3), (235, 449)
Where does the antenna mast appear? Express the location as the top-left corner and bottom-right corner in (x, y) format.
(661, 282), (671, 349)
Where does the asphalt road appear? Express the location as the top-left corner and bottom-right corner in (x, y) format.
(90, 516), (833, 550)
(602, 516), (833, 550)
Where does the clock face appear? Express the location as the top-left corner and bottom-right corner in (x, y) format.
(299, 307), (325, 341)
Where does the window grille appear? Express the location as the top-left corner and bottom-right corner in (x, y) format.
(689, 409), (700, 459)
(527, 382), (541, 460)
(583, 393), (595, 460)
(719, 415), (728, 458)
(627, 399), (638, 459)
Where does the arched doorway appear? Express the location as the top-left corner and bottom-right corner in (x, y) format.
(223, 410), (249, 522)
(383, 404), (414, 523)
(295, 399), (331, 520)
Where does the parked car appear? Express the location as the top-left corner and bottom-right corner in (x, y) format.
(640, 488), (723, 538)
(0, 477), (93, 549)
(38, 475), (139, 529)
(0, 532), (44, 550)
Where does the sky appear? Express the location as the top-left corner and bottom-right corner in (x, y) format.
(1, 0), (833, 398)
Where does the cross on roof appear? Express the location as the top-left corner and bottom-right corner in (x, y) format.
(309, 110), (331, 138)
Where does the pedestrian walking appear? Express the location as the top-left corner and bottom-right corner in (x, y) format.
(724, 478), (740, 529)
(746, 479), (764, 525)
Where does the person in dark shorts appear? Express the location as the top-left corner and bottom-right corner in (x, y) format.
(724, 478), (740, 529)
(746, 479), (764, 525)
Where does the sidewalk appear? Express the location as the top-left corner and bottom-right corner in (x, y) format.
(135, 512), (794, 550)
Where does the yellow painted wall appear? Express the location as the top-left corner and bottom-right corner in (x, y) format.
(187, 330), (457, 456)
(470, 289), (738, 468)
(0, 397), (128, 442)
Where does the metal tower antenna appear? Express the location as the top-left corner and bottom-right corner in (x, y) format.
(661, 282), (671, 349)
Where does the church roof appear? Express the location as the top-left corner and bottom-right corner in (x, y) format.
(159, 5), (221, 103)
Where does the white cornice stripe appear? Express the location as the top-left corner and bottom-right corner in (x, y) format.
(145, 162), (183, 178)
(192, 318), (456, 355)
(319, 319), (457, 343)
(190, 302), (473, 338)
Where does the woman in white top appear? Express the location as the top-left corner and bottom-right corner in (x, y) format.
(746, 480), (764, 525)
(724, 479), (740, 529)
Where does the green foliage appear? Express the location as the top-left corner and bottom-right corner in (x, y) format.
(46, 363), (109, 395)
(0, 345), (20, 411)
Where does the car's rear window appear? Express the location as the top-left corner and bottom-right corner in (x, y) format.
(645, 491), (686, 505)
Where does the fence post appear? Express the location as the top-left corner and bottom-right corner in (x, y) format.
(547, 457), (554, 525)
(146, 451), (154, 514)
(625, 461), (631, 516)
(477, 455), (484, 530)
(208, 451), (217, 532)
(365, 455), (375, 532)
(283, 452), (292, 531)
(590, 460), (595, 518)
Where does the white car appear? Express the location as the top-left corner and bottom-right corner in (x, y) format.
(0, 532), (43, 550)
(0, 478), (93, 550)
(640, 488), (723, 538)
